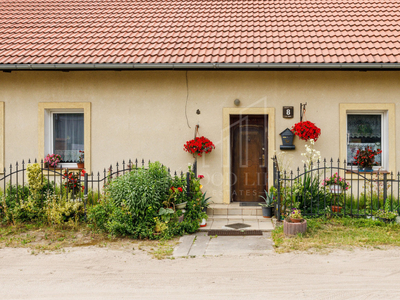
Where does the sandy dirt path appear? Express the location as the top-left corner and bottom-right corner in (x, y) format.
(1, 247), (400, 300)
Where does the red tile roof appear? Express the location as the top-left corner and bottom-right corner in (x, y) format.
(0, 0), (400, 65)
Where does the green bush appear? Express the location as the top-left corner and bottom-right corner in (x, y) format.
(106, 162), (171, 217)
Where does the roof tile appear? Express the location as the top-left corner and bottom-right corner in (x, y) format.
(0, 0), (399, 65)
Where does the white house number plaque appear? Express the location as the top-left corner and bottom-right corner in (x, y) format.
(283, 106), (294, 118)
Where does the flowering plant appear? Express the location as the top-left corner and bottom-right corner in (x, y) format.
(290, 208), (303, 220)
(44, 154), (62, 168)
(164, 185), (185, 208)
(291, 121), (321, 141)
(78, 150), (84, 163)
(353, 147), (382, 168)
(375, 209), (398, 220)
(184, 136), (215, 157)
(375, 199), (398, 221)
(63, 169), (86, 194)
(322, 173), (350, 190)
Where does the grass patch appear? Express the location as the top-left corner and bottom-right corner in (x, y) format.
(0, 223), (178, 258)
(272, 217), (400, 253)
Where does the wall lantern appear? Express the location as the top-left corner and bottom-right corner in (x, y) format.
(280, 128), (295, 150)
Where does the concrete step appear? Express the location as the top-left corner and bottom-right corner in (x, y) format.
(198, 218), (274, 232)
(207, 203), (263, 217)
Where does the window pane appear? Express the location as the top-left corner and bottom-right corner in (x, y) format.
(347, 114), (381, 166)
(53, 113), (84, 163)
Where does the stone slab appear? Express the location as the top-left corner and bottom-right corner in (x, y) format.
(187, 235), (210, 257)
(172, 235), (195, 257)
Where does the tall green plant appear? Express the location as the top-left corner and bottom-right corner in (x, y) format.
(106, 162), (171, 217)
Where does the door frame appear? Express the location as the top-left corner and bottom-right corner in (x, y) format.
(222, 107), (275, 204)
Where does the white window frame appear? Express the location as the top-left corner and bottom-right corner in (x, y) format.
(346, 110), (388, 171)
(44, 108), (84, 168)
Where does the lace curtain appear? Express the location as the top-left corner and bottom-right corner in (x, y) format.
(347, 115), (381, 166)
(53, 113), (84, 163)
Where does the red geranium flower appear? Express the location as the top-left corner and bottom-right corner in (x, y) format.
(184, 136), (215, 157)
(291, 121), (321, 141)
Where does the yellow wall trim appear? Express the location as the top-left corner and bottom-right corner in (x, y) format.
(0, 102), (4, 171)
(38, 102), (91, 173)
(339, 103), (396, 174)
(222, 107), (275, 204)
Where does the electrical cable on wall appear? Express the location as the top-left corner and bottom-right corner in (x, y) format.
(185, 71), (191, 128)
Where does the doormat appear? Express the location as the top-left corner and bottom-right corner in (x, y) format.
(225, 223), (251, 229)
(207, 230), (263, 236)
(239, 202), (261, 207)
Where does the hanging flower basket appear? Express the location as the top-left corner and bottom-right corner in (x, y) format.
(291, 121), (321, 142)
(183, 136), (215, 157)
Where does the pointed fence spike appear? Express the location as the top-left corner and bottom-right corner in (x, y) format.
(28, 158), (31, 163)
(337, 158), (340, 163)
(323, 158), (326, 163)
(168, 167), (170, 173)
(330, 158), (333, 163)
(34, 158), (37, 163)
(174, 171), (177, 176)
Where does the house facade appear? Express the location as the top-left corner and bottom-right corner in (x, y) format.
(0, 0), (399, 204)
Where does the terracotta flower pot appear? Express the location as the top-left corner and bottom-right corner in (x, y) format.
(290, 217), (303, 223)
(332, 206), (342, 213)
(77, 162), (84, 169)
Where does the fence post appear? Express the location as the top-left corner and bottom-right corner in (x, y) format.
(84, 172), (88, 220)
(383, 173), (387, 205)
(277, 171), (281, 220)
(186, 172), (190, 199)
(193, 158), (197, 177)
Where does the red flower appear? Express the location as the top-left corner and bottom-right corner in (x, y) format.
(178, 187), (183, 192)
(198, 175), (204, 179)
(184, 136), (215, 157)
(291, 121), (321, 142)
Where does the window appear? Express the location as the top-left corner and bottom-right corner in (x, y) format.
(51, 112), (84, 164)
(339, 103), (395, 173)
(347, 113), (384, 168)
(39, 103), (91, 171)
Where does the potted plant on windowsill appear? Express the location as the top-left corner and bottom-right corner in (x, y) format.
(259, 188), (275, 218)
(353, 147), (382, 172)
(322, 173), (350, 213)
(44, 153), (62, 168)
(77, 150), (84, 169)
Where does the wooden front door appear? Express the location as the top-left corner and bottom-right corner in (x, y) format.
(230, 115), (268, 202)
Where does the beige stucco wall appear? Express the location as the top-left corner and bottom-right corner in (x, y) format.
(0, 70), (398, 203)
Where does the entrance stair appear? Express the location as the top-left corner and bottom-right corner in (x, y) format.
(200, 203), (274, 232)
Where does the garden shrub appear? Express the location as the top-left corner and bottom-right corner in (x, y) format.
(106, 162), (171, 217)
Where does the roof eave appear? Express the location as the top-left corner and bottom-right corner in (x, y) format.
(1, 63), (399, 71)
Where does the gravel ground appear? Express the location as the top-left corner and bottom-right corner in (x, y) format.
(1, 246), (400, 299)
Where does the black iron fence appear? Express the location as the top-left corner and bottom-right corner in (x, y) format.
(0, 159), (193, 219)
(273, 157), (400, 219)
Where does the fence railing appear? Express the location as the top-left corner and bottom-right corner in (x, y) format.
(273, 157), (400, 219)
(0, 159), (193, 219)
